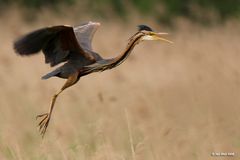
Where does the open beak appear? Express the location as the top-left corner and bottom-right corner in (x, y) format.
(154, 32), (173, 44)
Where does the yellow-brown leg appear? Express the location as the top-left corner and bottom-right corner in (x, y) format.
(36, 72), (79, 137)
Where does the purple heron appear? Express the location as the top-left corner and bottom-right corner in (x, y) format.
(13, 22), (172, 137)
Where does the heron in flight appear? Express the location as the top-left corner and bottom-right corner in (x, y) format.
(13, 22), (172, 137)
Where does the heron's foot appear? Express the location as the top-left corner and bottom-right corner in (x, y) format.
(36, 113), (51, 137)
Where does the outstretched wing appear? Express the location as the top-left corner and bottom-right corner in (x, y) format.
(74, 21), (100, 51)
(14, 25), (96, 67)
(73, 21), (103, 60)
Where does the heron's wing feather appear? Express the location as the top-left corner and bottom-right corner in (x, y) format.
(14, 25), (96, 67)
(73, 22), (103, 60)
(43, 26), (96, 66)
(73, 22), (99, 51)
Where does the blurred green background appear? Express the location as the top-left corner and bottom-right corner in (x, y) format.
(1, 0), (240, 24)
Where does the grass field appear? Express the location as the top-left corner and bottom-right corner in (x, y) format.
(0, 8), (240, 160)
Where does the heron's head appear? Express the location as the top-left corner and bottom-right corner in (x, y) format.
(137, 25), (173, 44)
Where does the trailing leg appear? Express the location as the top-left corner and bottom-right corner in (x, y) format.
(36, 72), (80, 137)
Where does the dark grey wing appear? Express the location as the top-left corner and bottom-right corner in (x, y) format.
(74, 21), (103, 60)
(14, 25), (96, 67)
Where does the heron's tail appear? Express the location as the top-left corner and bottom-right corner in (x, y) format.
(41, 69), (61, 80)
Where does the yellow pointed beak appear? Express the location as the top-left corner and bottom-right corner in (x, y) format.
(154, 32), (173, 44)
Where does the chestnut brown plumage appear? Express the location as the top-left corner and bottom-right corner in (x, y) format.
(13, 22), (172, 137)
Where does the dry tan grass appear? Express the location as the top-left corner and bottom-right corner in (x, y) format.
(0, 6), (240, 160)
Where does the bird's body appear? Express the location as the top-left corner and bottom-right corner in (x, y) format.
(13, 21), (172, 137)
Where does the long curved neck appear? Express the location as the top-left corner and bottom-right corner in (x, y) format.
(108, 32), (144, 68)
(81, 32), (144, 75)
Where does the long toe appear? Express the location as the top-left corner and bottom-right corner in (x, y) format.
(36, 113), (48, 119)
(40, 118), (50, 137)
(36, 113), (51, 137)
